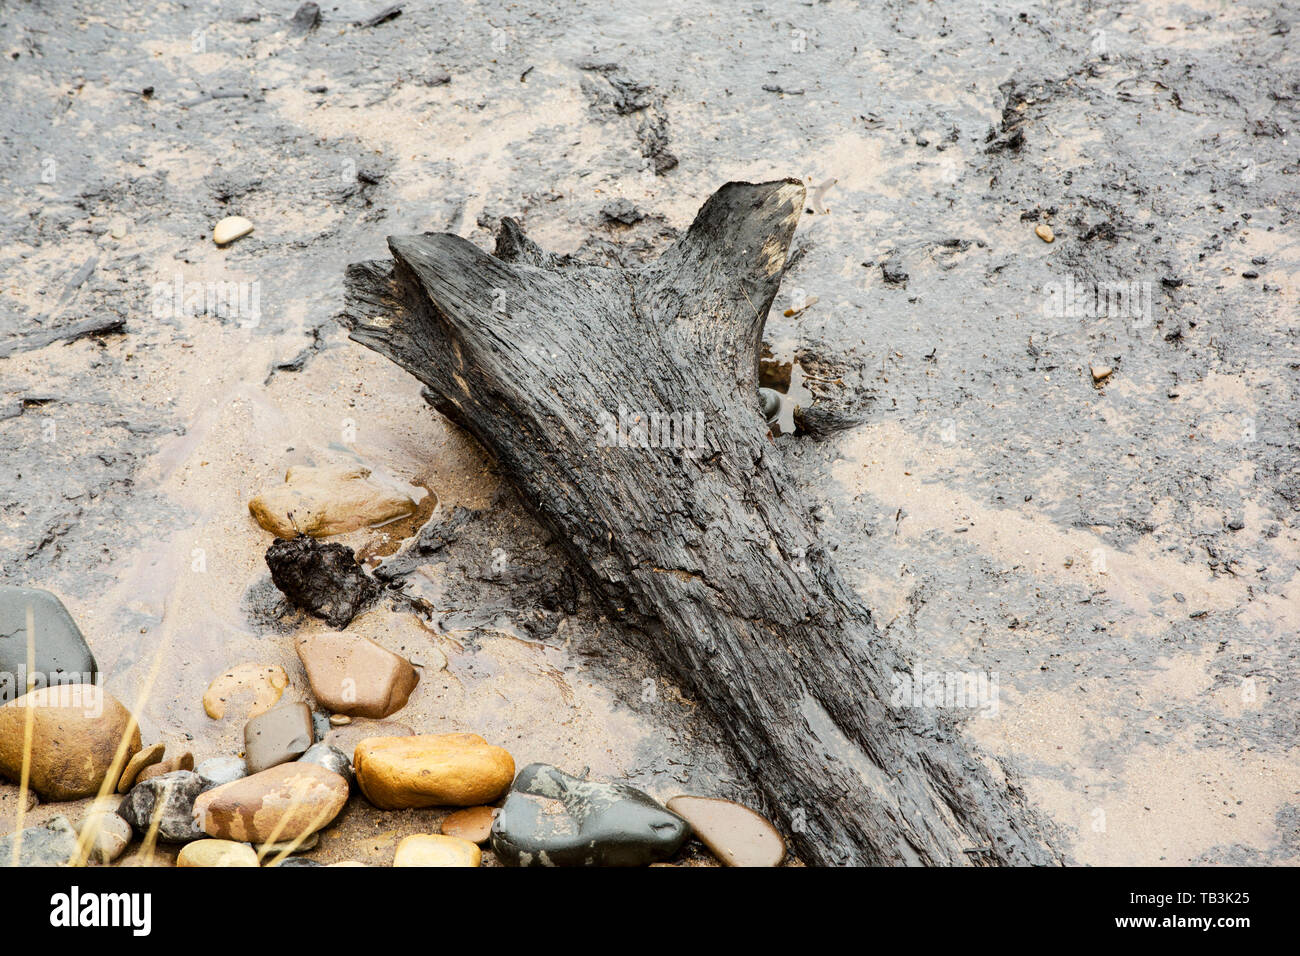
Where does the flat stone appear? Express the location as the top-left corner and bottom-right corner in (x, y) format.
(1090, 364), (1113, 383)
(136, 750), (194, 784)
(0, 815), (78, 866)
(248, 464), (417, 538)
(354, 733), (515, 809)
(0, 586), (97, 705)
(76, 810), (133, 863)
(298, 742), (353, 787)
(492, 763), (690, 867)
(202, 663), (289, 720)
(118, 770), (211, 843)
(270, 857), (322, 867)
(117, 742), (166, 793)
(666, 795), (785, 867)
(193, 762), (347, 845)
(296, 631), (419, 719)
(178, 839), (259, 867)
(213, 215), (253, 245)
(243, 701), (314, 774)
(0, 684), (141, 800)
(441, 806), (494, 844)
(394, 833), (481, 867)
(329, 714), (351, 726)
(195, 756), (247, 786)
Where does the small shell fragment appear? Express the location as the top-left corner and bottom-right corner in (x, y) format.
(214, 215), (254, 246)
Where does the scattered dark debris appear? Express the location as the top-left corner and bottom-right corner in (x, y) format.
(580, 62), (654, 114)
(795, 404), (867, 438)
(880, 259), (909, 285)
(182, 88), (253, 107)
(0, 315), (125, 359)
(354, 3), (403, 28)
(289, 1), (321, 36)
(376, 506), (475, 579)
(1079, 221), (1118, 242)
(579, 62), (677, 174)
(984, 79), (1045, 154)
(59, 255), (98, 302)
(265, 325), (329, 384)
(636, 109), (678, 175)
(520, 65), (534, 83)
(265, 535), (381, 628)
(600, 198), (645, 225)
(762, 84), (805, 96)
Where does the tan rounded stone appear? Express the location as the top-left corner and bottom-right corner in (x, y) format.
(354, 734), (515, 809)
(178, 839), (259, 867)
(213, 215), (253, 245)
(136, 749), (196, 784)
(248, 464), (416, 538)
(1035, 223), (1054, 243)
(202, 663), (289, 721)
(297, 632), (419, 719)
(441, 805), (495, 844)
(117, 741), (166, 793)
(194, 762), (348, 844)
(666, 795), (785, 867)
(0, 685), (141, 800)
(394, 834), (481, 867)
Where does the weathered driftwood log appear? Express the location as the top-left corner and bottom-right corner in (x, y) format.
(341, 180), (1062, 866)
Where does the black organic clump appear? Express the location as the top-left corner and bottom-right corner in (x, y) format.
(265, 535), (380, 628)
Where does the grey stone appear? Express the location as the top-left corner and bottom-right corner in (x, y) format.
(491, 763), (690, 867)
(117, 770), (211, 843)
(243, 701), (314, 774)
(0, 815), (78, 866)
(0, 586), (97, 705)
(195, 755), (247, 786)
(77, 811), (132, 863)
(297, 742), (353, 787)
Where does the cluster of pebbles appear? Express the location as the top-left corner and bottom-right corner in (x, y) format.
(0, 462), (786, 867)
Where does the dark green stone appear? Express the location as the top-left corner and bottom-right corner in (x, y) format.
(491, 763), (690, 867)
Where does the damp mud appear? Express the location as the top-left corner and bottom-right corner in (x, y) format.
(1, 0), (1297, 865)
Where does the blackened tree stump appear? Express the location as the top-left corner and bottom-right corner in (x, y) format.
(341, 180), (1062, 866)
